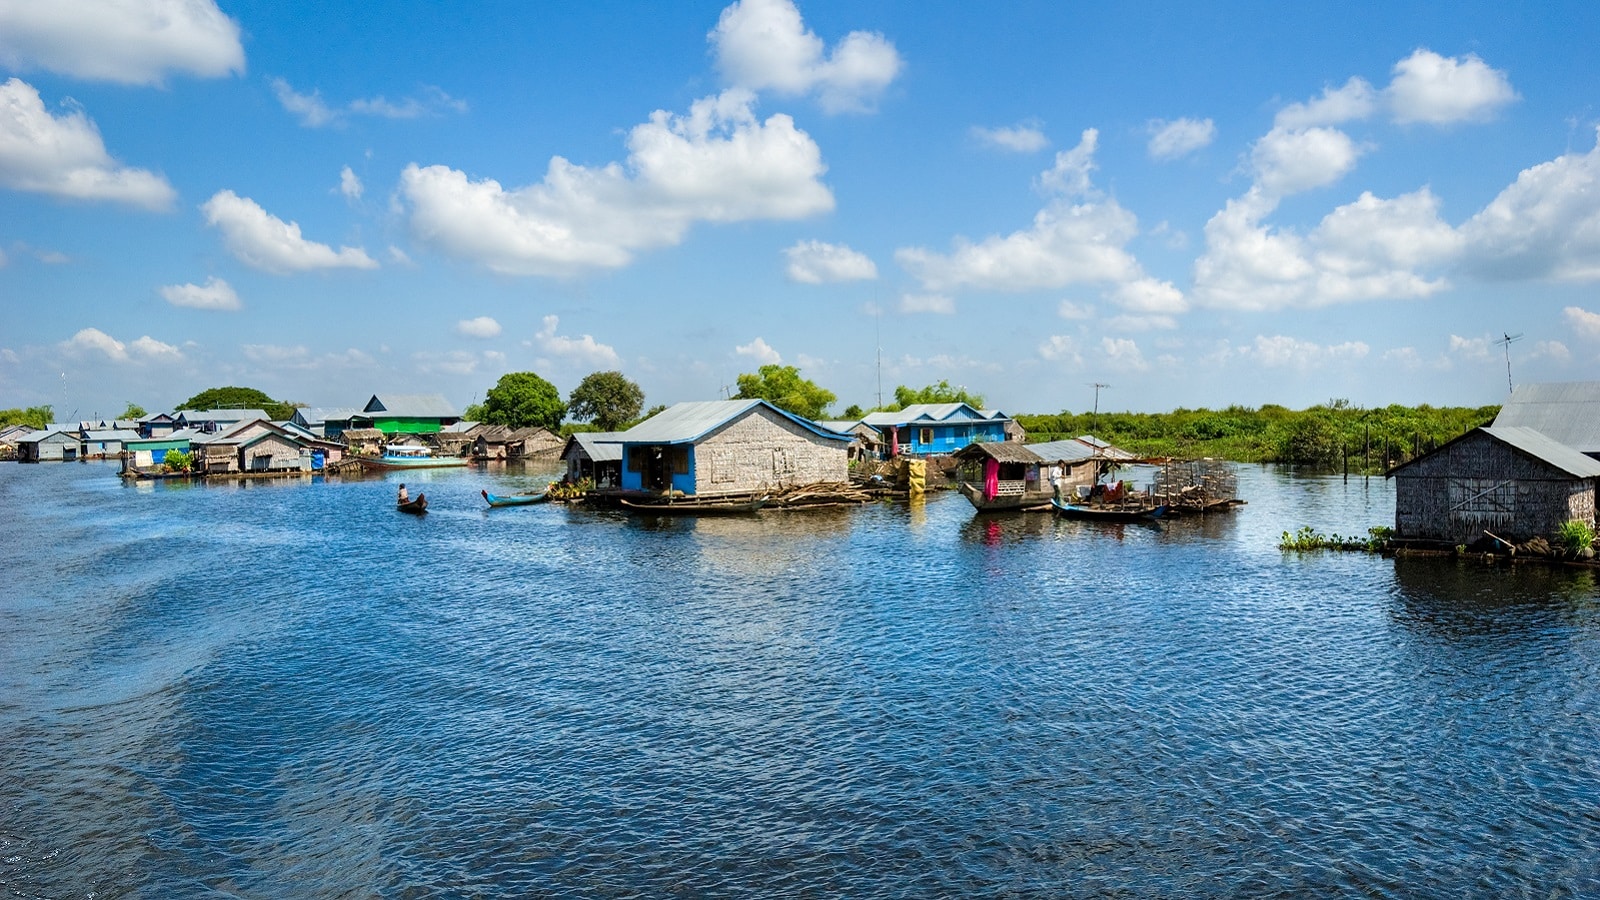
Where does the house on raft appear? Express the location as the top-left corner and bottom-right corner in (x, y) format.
(859, 403), (1015, 457)
(191, 419), (318, 475)
(122, 429), (202, 469)
(1388, 426), (1600, 546)
(81, 428), (141, 459)
(15, 427), (83, 462)
(1491, 381), (1600, 459)
(952, 440), (1107, 511)
(561, 432), (624, 487)
(351, 393), (460, 435)
(470, 425), (563, 462)
(615, 400), (850, 496)
(174, 408), (269, 434)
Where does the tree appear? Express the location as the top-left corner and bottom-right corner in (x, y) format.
(120, 402), (147, 419)
(734, 364), (835, 420)
(567, 371), (644, 431)
(178, 386), (295, 420)
(481, 372), (565, 430)
(892, 380), (984, 409)
(0, 405), (53, 429)
(842, 404), (864, 419)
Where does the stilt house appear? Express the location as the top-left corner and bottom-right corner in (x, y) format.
(616, 400), (850, 496)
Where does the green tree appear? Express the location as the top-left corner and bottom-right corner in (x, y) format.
(0, 405), (53, 429)
(734, 364), (835, 420)
(842, 404), (864, 419)
(178, 386), (294, 420)
(481, 372), (566, 430)
(463, 402), (487, 421)
(120, 402), (147, 419)
(567, 370), (644, 431)
(892, 380), (984, 409)
(162, 448), (193, 472)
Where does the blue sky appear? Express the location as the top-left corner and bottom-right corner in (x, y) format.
(4, 1), (1600, 420)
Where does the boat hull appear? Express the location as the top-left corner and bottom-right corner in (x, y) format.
(957, 481), (1055, 511)
(619, 494), (768, 515)
(1050, 498), (1166, 521)
(482, 489), (549, 507)
(397, 496), (428, 514)
(362, 457), (468, 470)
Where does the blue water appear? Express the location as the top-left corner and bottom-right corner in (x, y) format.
(2, 462), (1598, 898)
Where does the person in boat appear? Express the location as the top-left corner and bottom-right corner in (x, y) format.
(397, 483), (408, 503)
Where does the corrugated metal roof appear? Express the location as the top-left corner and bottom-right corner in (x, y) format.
(1483, 426), (1600, 477)
(1491, 381), (1600, 452)
(1024, 439), (1098, 462)
(567, 431), (624, 462)
(177, 408), (268, 423)
(362, 393), (459, 418)
(294, 406), (360, 425)
(82, 429), (139, 441)
(618, 400), (850, 445)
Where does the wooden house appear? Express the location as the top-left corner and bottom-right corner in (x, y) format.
(616, 400), (850, 496)
(1388, 426), (1600, 545)
(471, 425), (562, 461)
(193, 420), (311, 474)
(340, 428), (386, 456)
(561, 432), (623, 486)
(953, 440), (1101, 510)
(16, 428), (82, 462)
(859, 403), (1014, 457)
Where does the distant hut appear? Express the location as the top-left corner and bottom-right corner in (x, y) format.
(1388, 426), (1600, 545)
(617, 400), (850, 496)
(561, 432), (624, 487)
(341, 428), (386, 456)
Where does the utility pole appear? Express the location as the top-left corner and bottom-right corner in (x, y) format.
(1494, 332), (1523, 395)
(1089, 382), (1110, 434)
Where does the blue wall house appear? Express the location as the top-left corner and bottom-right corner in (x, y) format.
(860, 403), (1013, 456)
(617, 400), (851, 496)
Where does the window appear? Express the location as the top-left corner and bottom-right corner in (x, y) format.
(918, 427), (934, 445)
(773, 448), (795, 474)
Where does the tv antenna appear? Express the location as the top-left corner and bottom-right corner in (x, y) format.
(1088, 382), (1110, 433)
(1494, 332), (1523, 395)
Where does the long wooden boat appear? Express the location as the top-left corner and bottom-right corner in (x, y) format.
(957, 481), (1055, 512)
(361, 444), (468, 471)
(398, 494), (428, 514)
(482, 488), (548, 508)
(619, 494), (769, 515)
(1050, 498), (1166, 521)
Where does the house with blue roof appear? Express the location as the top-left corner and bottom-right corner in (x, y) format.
(859, 403), (1014, 456)
(615, 400), (851, 496)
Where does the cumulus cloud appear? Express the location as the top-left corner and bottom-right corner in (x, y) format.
(160, 276), (240, 310)
(735, 336), (781, 365)
(973, 122), (1048, 153)
(272, 78), (467, 128)
(401, 89), (832, 276)
(897, 130), (1147, 293)
(412, 349), (494, 377)
(1100, 337), (1149, 372)
(456, 316), (502, 339)
(61, 327), (181, 362)
(1147, 117), (1215, 160)
(0, 0), (244, 86)
(200, 190), (378, 273)
(1565, 306), (1600, 340)
(1274, 78), (1377, 129)
(898, 292), (954, 314)
(1250, 126), (1366, 196)
(1058, 299), (1094, 320)
(1386, 49), (1517, 125)
(1038, 335), (1081, 365)
(1448, 334), (1493, 361)
(1242, 335), (1369, 370)
(784, 239), (876, 283)
(709, 0), (901, 114)
(1459, 128), (1600, 282)
(0, 78), (175, 209)
(535, 315), (619, 367)
(1532, 340), (1570, 364)
(339, 166), (362, 200)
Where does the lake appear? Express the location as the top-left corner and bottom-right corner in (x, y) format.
(2, 461), (1598, 898)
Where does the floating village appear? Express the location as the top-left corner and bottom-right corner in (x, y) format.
(7, 382), (1600, 564)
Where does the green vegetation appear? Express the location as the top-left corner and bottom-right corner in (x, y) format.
(120, 402), (147, 419)
(478, 372), (566, 430)
(735, 364), (835, 420)
(1016, 400), (1499, 471)
(566, 370), (644, 431)
(1279, 525), (1393, 552)
(892, 381), (984, 410)
(163, 449), (194, 473)
(0, 405), (53, 429)
(178, 386), (296, 420)
(1556, 519), (1596, 556)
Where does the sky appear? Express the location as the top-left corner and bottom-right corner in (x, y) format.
(4, 1), (1600, 421)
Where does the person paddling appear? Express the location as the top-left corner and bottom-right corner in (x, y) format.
(397, 483), (409, 503)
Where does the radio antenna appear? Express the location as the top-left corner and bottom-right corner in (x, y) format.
(1494, 332), (1523, 395)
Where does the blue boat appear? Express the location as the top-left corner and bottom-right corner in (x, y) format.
(482, 488), (549, 508)
(1050, 498), (1167, 521)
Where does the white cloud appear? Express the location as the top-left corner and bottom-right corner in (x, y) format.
(339, 166), (362, 200)
(1243, 335), (1369, 370)
(1448, 334), (1493, 361)
(897, 130), (1146, 293)
(973, 122), (1048, 153)
(1250, 126), (1365, 196)
(535, 315), (619, 367)
(0, 0), (244, 86)
(1038, 335), (1081, 365)
(412, 350), (489, 377)
(61, 327), (180, 362)
(898, 292), (954, 314)
(709, 0), (901, 114)
(1532, 340), (1570, 363)
(1386, 49), (1517, 125)
(735, 336), (781, 365)
(1565, 306), (1600, 340)
(1274, 78), (1377, 129)
(273, 78), (467, 128)
(1147, 117), (1215, 160)
(1105, 314), (1177, 332)
(200, 190), (378, 273)
(1459, 128), (1600, 282)
(160, 276), (240, 311)
(1057, 300), (1094, 320)
(456, 316), (502, 339)
(1100, 337), (1149, 372)
(387, 245), (413, 265)
(784, 239), (876, 283)
(401, 89), (832, 276)
(0, 78), (175, 209)
(1112, 277), (1187, 315)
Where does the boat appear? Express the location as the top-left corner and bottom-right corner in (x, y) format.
(619, 493), (769, 515)
(956, 480), (1055, 512)
(398, 494), (428, 514)
(1050, 498), (1167, 521)
(361, 443), (469, 470)
(482, 488), (549, 507)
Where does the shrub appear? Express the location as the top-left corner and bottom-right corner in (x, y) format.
(1556, 519), (1595, 556)
(163, 449), (193, 473)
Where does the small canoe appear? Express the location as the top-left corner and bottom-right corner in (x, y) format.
(619, 494), (769, 515)
(1050, 498), (1165, 521)
(482, 488), (548, 508)
(398, 494), (428, 514)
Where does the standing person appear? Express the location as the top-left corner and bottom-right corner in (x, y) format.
(397, 483), (408, 503)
